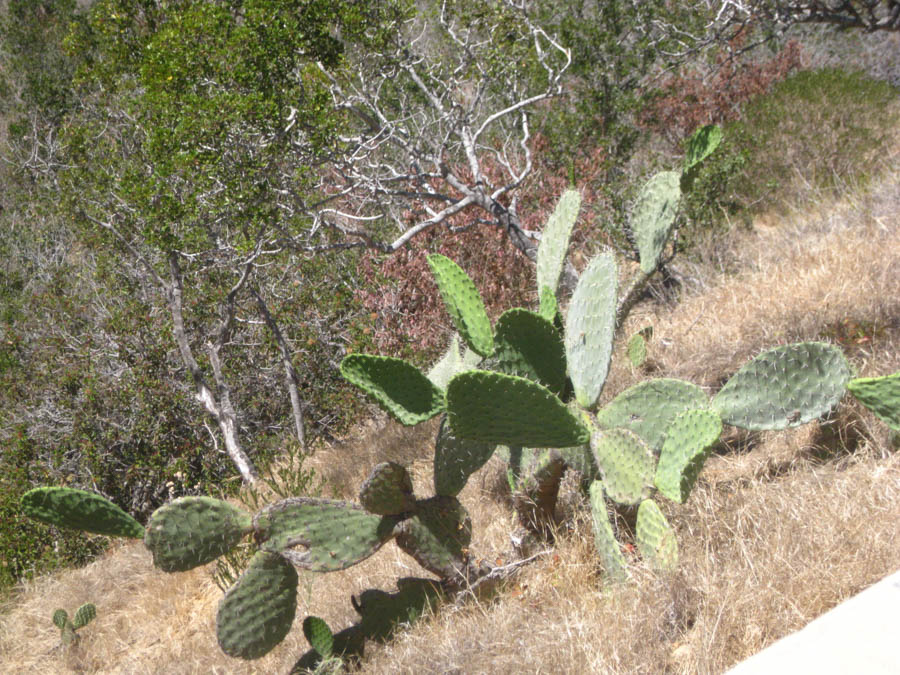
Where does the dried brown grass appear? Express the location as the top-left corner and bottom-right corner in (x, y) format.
(2, 138), (899, 675)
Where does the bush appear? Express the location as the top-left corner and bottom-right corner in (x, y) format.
(683, 67), (898, 241)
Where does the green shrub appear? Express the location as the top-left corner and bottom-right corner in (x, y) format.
(683, 68), (898, 240)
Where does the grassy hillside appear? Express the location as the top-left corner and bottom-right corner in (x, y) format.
(1, 112), (897, 673)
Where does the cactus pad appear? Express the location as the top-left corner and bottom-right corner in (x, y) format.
(539, 285), (559, 323)
(359, 462), (416, 515)
(589, 481), (628, 584)
(636, 499), (678, 571)
(596, 378), (708, 452)
(712, 342), (852, 430)
(216, 551), (297, 660)
(303, 616), (334, 657)
(21, 487), (144, 538)
(655, 409), (723, 503)
(254, 498), (397, 572)
(632, 170), (681, 274)
(341, 354), (444, 426)
(683, 124), (723, 173)
(847, 373), (900, 432)
(52, 609), (68, 630)
(72, 603), (96, 630)
(536, 189), (581, 297)
(447, 370), (590, 448)
(627, 333), (647, 369)
(493, 308), (567, 395)
(591, 428), (655, 506)
(433, 417), (496, 497)
(394, 496), (472, 579)
(565, 251), (617, 409)
(144, 497), (252, 572)
(427, 254), (494, 357)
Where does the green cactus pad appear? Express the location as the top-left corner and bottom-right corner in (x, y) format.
(303, 616), (333, 657)
(254, 498), (397, 572)
(21, 487), (145, 538)
(684, 124), (723, 172)
(72, 603), (96, 630)
(354, 577), (443, 642)
(565, 251), (617, 409)
(591, 428), (655, 506)
(536, 189), (581, 297)
(293, 626), (365, 671)
(635, 499), (678, 571)
(588, 481), (628, 584)
(216, 551), (298, 660)
(433, 417), (496, 497)
(655, 409), (723, 504)
(341, 354), (444, 426)
(493, 308), (567, 395)
(143, 497), (252, 573)
(539, 285), (559, 323)
(359, 462), (416, 515)
(596, 378), (709, 452)
(712, 342), (852, 430)
(447, 370), (590, 448)
(627, 333), (647, 369)
(632, 171), (681, 274)
(427, 254), (494, 357)
(52, 609), (68, 630)
(848, 373), (900, 432)
(394, 496), (472, 579)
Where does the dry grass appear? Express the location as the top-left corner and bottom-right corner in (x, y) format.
(2, 137), (899, 675)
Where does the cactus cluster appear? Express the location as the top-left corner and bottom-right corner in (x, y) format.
(21, 459), (474, 660)
(52, 603), (96, 646)
(19, 125), (899, 665)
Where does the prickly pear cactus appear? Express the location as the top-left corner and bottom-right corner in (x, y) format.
(394, 496), (472, 580)
(144, 497), (252, 572)
(712, 342), (852, 430)
(255, 498), (397, 572)
(596, 379), (709, 453)
(52, 603), (96, 645)
(341, 354), (445, 425)
(303, 616), (334, 659)
(433, 417), (496, 497)
(536, 189), (581, 297)
(631, 171), (681, 274)
(655, 409), (723, 504)
(493, 308), (567, 396)
(589, 481), (628, 584)
(427, 254), (494, 357)
(21, 487), (144, 538)
(447, 370), (589, 447)
(359, 462), (416, 515)
(635, 499), (678, 571)
(591, 428), (656, 506)
(848, 373), (900, 432)
(216, 551), (298, 660)
(565, 251), (617, 409)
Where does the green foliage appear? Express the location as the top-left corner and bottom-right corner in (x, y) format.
(684, 68), (899, 236)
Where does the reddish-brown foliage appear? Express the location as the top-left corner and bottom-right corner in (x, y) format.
(642, 35), (803, 145)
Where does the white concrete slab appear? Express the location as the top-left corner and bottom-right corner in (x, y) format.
(727, 569), (900, 674)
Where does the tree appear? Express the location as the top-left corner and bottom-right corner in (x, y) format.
(58, 0), (412, 484)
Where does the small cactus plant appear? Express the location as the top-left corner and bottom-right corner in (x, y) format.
(52, 603), (96, 646)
